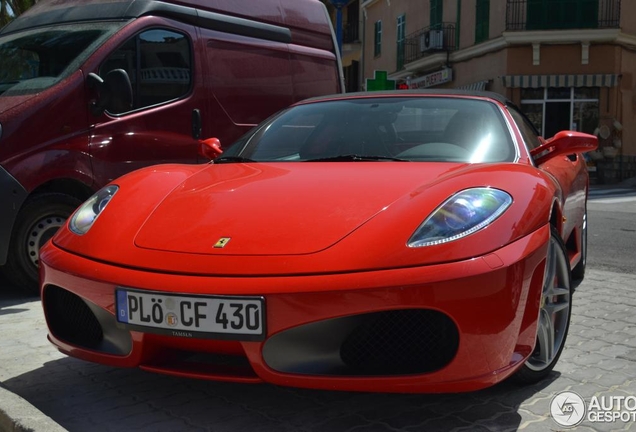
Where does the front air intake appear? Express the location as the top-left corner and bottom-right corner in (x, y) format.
(263, 309), (459, 376)
(340, 309), (459, 375)
(43, 285), (104, 349)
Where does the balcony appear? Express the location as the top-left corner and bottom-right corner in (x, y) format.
(399, 23), (457, 70)
(343, 20), (361, 44)
(506, 0), (620, 31)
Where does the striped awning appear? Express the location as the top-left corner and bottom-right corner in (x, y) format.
(455, 80), (489, 91)
(502, 74), (619, 88)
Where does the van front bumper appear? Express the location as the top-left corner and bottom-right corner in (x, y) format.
(0, 165), (28, 264)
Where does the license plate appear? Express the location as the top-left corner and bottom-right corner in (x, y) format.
(115, 288), (265, 341)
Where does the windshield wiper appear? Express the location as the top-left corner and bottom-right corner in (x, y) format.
(304, 154), (409, 162)
(213, 156), (257, 164)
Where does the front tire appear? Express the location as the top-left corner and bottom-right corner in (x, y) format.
(514, 226), (572, 384)
(2, 193), (82, 294)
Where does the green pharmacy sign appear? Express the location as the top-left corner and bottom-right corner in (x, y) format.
(366, 70), (396, 91)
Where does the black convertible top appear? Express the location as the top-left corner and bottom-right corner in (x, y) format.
(299, 89), (511, 106)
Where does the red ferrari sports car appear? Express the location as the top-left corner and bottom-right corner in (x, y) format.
(40, 90), (597, 393)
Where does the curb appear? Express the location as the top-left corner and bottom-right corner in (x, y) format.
(0, 384), (66, 432)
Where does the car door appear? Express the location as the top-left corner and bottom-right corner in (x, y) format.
(88, 18), (208, 186)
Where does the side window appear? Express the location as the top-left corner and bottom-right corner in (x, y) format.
(508, 105), (542, 150)
(430, 0), (443, 29)
(100, 28), (191, 114)
(374, 21), (382, 57)
(475, 0), (490, 44)
(396, 14), (406, 69)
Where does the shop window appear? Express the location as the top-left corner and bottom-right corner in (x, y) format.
(521, 87), (599, 139)
(475, 0), (490, 44)
(547, 87), (570, 99)
(100, 28), (192, 114)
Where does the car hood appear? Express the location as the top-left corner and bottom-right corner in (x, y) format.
(134, 162), (458, 255)
(53, 161), (554, 276)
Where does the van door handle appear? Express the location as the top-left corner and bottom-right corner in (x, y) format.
(192, 109), (202, 139)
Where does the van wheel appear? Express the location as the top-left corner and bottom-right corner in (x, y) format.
(513, 227), (572, 384)
(3, 193), (82, 295)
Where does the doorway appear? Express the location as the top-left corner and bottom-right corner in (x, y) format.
(544, 102), (571, 138)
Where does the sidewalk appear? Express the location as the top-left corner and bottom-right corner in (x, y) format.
(0, 383), (65, 432)
(589, 176), (636, 196)
(0, 282), (65, 432)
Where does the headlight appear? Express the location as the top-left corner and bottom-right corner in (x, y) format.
(408, 188), (512, 247)
(69, 185), (118, 235)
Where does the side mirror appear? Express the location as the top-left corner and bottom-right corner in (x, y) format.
(530, 131), (598, 165)
(88, 69), (133, 116)
(199, 138), (223, 160)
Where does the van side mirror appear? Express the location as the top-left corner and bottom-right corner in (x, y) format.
(530, 131), (598, 165)
(199, 138), (223, 160)
(88, 69), (133, 116)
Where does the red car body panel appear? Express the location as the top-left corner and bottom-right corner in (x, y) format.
(41, 222), (547, 393)
(52, 161), (556, 275)
(39, 91), (596, 393)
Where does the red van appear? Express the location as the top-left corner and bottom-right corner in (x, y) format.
(0, 0), (344, 291)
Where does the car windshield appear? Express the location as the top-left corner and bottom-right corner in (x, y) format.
(222, 96), (516, 163)
(0, 22), (124, 96)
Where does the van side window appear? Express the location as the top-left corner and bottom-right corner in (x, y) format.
(100, 29), (192, 114)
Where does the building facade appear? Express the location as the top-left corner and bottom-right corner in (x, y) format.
(360, 0), (636, 184)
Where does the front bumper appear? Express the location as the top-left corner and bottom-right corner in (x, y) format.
(0, 165), (28, 264)
(40, 224), (549, 393)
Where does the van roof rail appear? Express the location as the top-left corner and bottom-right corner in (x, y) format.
(1, 0), (292, 44)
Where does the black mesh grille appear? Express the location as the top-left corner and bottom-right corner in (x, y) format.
(43, 285), (103, 349)
(340, 309), (459, 375)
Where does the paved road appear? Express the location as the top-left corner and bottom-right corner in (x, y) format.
(588, 186), (636, 275)
(0, 187), (635, 432)
(1, 269), (635, 432)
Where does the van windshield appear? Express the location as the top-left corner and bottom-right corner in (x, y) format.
(0, 22), (124, 97)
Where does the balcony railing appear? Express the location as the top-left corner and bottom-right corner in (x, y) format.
(342, 20), (361, 44)
(506, 0), (620, 31)
(399, 23), (457, 70)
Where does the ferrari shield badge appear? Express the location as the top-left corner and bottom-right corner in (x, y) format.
(214, 237), (231, 248)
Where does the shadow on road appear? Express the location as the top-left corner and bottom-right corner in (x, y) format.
(0, 274), (38, 312)
(3, 356), (561, 432)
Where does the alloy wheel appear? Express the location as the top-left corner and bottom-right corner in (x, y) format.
(525, 233), (571, 371)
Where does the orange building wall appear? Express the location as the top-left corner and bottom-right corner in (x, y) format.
(505, 45), (620, 75)
(620, 0), (636, 33)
